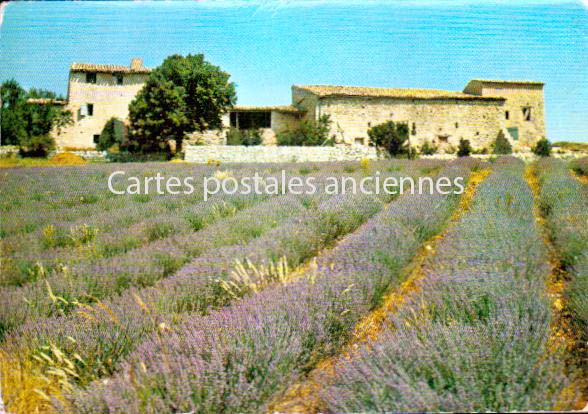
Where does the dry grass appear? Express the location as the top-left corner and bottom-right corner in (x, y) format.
(0, 152), (87, 168)
(268, 169), (491, 414)
(0, 350), (69, 414)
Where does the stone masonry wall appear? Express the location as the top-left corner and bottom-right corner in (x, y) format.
(318, 96), (505, 151)
(55, 71), (149, 149)
(480, 84), (545, 149)
(184, 145), (381, 163)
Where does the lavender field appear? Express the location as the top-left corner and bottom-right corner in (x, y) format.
(0, 157), (587, 413)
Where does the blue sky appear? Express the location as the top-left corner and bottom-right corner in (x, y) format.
(1, 0), (587, 142)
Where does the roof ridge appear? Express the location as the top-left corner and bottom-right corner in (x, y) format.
(293, 84), (505, 101)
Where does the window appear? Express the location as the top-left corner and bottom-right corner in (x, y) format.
(522, 107), (532, 121)
(93, 134), (100, 144)
(437, 135), (449, 143)
(229, 111), (271, 129)
(507, 127), (519, 141)
(411, 122), (417, 136)
(81, 103), (94, 117)
(367, 122), (371, 128)
(455, 122), (459, 129)
(86, 72), (96, 84)
(354, 137), (365, 145)
(115, 73), (124, 85)
(505, 110), (510, 120)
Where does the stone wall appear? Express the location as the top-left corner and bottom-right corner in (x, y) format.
(466, 82), (545, 149)
(184, 145), (381, 163)
(317, 96), (504, 150)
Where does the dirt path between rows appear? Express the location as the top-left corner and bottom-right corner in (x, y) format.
(268, 168), (491, 414)
(525, 165), (587, 411)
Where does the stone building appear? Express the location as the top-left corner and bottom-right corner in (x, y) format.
(53, 58), (150, 149)
(292, 81), (545, 150)
(49, 58), (545, 151)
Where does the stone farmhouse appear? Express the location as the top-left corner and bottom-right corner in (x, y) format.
(46, 58), (546, 151)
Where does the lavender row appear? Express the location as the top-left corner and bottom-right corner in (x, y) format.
(0, 161), (343, 236)
(9, 188), (386, 385)
(0, 163), (217, 236)
(322, 157), (571, 412)
(2, 162), (388, 289)
(537, 158), (588, 380)
(68, 163), (470, 413)
(0, 194), (309, 336)
(1, 191), (234, 287)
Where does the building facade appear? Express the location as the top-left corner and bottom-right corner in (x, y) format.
(51, 59), (545, 151)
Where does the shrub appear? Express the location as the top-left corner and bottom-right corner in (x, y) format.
(367, 121), (409, 157)
(533, 138), (551, 157)
(457, 138), (472, 157)
(18, 134), (55, 158)
(420, 140), (438, 155)
(276, 114), (333, 146)
(226, 128), (262, 146)
(492, 131), (512, 155)
(97, 118), (125, 152)
(571, 157), (588, 176)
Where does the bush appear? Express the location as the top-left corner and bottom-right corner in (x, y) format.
(492, 131), (513, 155)
(226, 128), (263, 146)
(571, 157), (588, 176)
(276, 115), (333, 146)
(533, 138), (552, 157)
(420, 140), (438, 155)
(97, 118), (125, 152)
(457, 138), (472, 157)
(367, 121), (409, 157)
(18, 134), (55, 157)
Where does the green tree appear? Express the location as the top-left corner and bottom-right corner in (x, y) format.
(1, 80), (71, 155)
(276, 114), (333, 146)
(128, 54), (236, 154)
(533, 138), (552, 157)
(367, 120), (409, 157)
(97, 117), (125, 151)
(493, 130), (513, 155)
(457, 138), (472, 157)
(1, 79), (27, 145)
(420, 140), (438, 155)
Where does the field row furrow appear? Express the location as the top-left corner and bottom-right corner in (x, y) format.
(67, 162), (472, 413)
(319, 157), (573, 412)
(537, 158), (588, 405)
(0, 194), (306, 336)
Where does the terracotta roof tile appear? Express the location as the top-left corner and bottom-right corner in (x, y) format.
(70, 63), (151, 74)
(293, 84), (506, 101)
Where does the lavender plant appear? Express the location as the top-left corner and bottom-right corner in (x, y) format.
(322, 157), (571, 412)
(537, 158), (588, 384)
(67, 163), (470, 413)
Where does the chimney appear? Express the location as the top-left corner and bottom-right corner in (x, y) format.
(130, 58), (144, 70)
